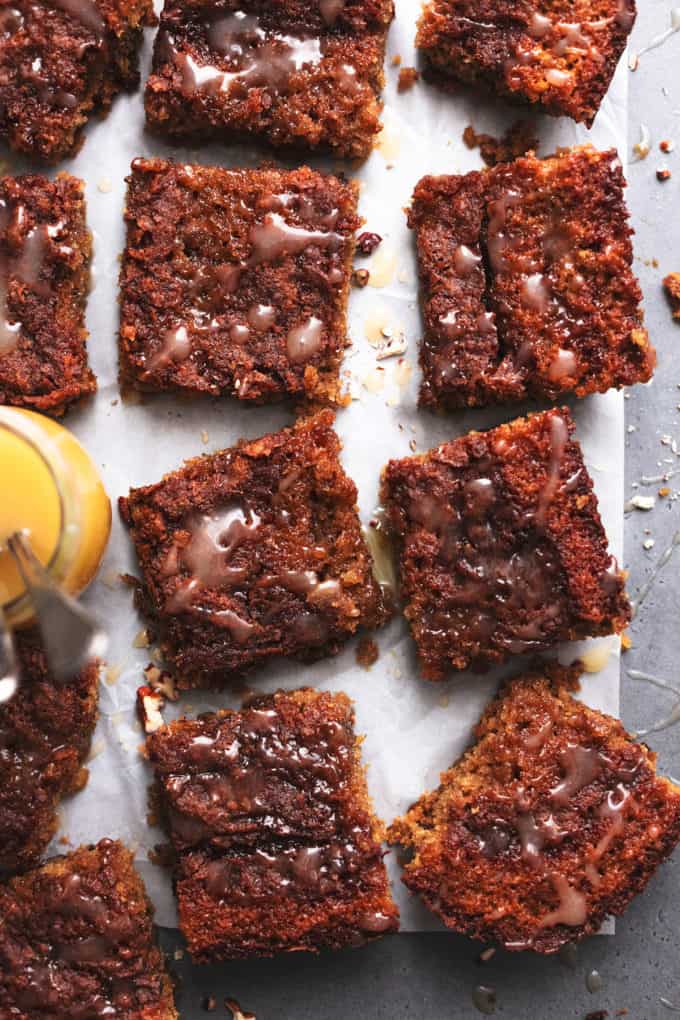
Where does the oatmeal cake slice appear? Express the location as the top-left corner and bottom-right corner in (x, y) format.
(146, 687), (399, 960)
(388, 661), (680, 953)
(0, 839), (177, 1018)
(409, 146), (654, 410)
(416, 0), (635, 126)
(120, 411), (390, 688)
(145, 0), (393, 159)
(0, 629), (99, 877)
(119, 160), (359, 405)
(0, 173), (96, 415)
(381, 407), (630, 680)
(0, 0), (154, 162)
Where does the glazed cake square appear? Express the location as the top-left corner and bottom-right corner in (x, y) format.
(145, 0), (394, 159)
(0, 629), (99, 877)
(416, 0), (635, 126)
(120, 411), (390, 688)
(381, 407), (630, 680)
(146, 688), (399, 960)
(409, 146), (654, 410)
(0, 173), (96, 415)
(119, 160), (359, 405)
(0, 839), (177, 1018)
(0, 0), (154, 162)
(388, 662), (680, 953)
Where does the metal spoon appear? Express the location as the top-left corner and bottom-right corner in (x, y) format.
(7, 531), (107, 680)
(0, 605), (18, 703)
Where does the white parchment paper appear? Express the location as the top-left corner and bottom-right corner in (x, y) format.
(31, 0), (629, 930)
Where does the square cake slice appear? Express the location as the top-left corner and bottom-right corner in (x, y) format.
(0, 839), (177, 1018)
(120, 411), (390, 688)
(144, 0), (393, 159)
(410, 146), (654, 410)
(0, 630), (99, 877)
(119, 160), (359, 405)
(416, 0), (635, 126)
(146, 688), (399, 960)
(0, 0), (154, 162)
(388, 662), (680, 953)
(0, 174), (96, 415)
(381, 407), (630, 680)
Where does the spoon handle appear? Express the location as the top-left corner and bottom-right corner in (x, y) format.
(7, 531), (107, 680)
(0, 605), (18, 703)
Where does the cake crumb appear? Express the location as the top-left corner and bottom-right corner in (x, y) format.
(463, 120), (538, 167)
(356, 635), (380, 668)
(397, 67), (419, 92)
(97, 177), (112, 194)
(664, 273), (680, 320)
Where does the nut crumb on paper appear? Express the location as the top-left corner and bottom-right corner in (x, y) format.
(225, 1000), (256, 1020)
(104, 664), (122, 686)
(133, 628), (151, 648)
(362, 367), (386, 393)
(137, 686), (165, 734)
(625, 494), (655, 511)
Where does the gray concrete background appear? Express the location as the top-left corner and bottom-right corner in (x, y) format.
(159, 5), (680, 1016)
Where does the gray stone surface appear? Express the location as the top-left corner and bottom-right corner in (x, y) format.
(161, 6), (680, 1016)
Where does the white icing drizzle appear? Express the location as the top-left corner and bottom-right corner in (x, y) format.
(162, 12), (325, 98)
(539, 874), (588, 929)
(165, 506), (261, 634)
(534, 413), (569, 526)
(286, 315), (323, 363)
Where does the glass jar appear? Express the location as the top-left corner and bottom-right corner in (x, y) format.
(0, 407), (111, 627)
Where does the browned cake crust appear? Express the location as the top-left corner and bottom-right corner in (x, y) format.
(0, 839), (178, 1018)
(0, 630), (99, 878)
(0, 173), (96, 415)
(416, 0), (635, 126)
(409, 146), (654, 411)
(388, 661), (680, 953)
(119, 411), (390, 688)
(146, 688), (399, 960)
(119, 160), (359, 405)
(381, 407), (630, 680)
(144, 0), (394, 159)
(0, 0), (154, 162)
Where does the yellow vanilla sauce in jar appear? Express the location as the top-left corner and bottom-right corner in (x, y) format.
(0, 408), (111, 626)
